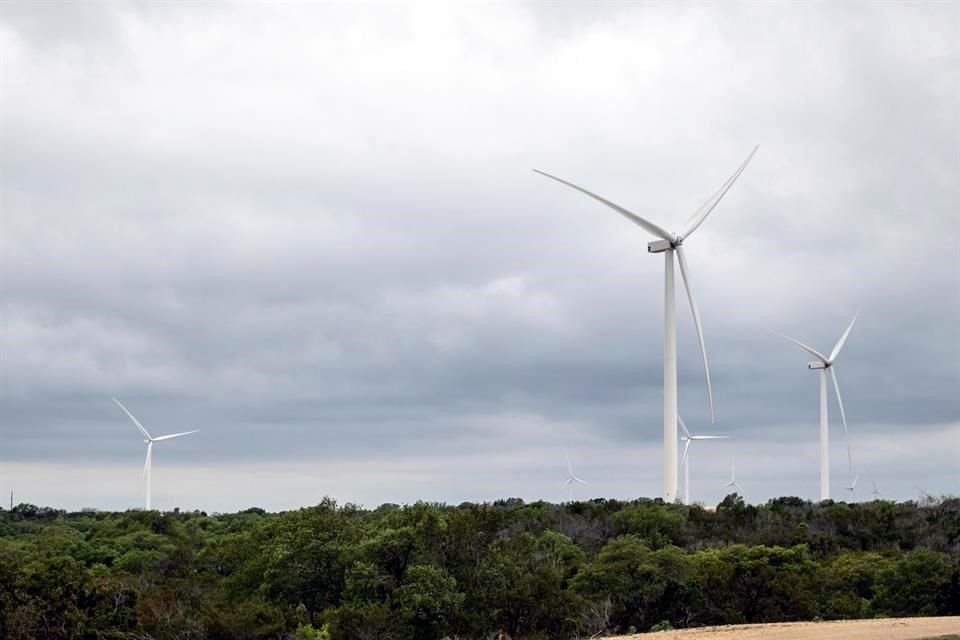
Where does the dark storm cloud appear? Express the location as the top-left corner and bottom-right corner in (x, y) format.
(0, 1), (957, 509)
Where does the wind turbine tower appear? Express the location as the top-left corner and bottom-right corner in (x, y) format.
(113, 398), (199, 510)
(535, 147), (758, 501)
(774, 312), (857, 501)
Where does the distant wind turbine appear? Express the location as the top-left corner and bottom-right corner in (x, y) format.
(679, 415), (728, 505)
(562, 449), (588, 503)
(773, 311), (858, 501)
(113, 398), (198, 510)
(871, 479), (884, 499)
(721, 457), (744, 497)
(844, 472), (859, 502)
(534, 147), (758, 502)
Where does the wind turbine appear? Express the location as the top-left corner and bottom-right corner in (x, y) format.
(871, 479), (884, 499)
(113, 398), (198, 510)
(561, 449), (588, 503)
(720, 456), (744, 497)
(679, 414), (728, 505)
(916, 486), (935, 503)
(773, 312), (857, 501)
(534, 147), (758, 501)
(844, 472), (859, 502)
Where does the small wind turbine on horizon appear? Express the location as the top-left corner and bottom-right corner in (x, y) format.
(721, 456), (744, 497)
(916, 486), (935, 503)
(679, 414), (728, 505)
(561, 449), (588, 503)
(871, 479), (884, 499)
(844, 472), (859, 502)
(773, 312), (858, 501)
(113, 398), (198, 510)
(534, 147), (758, 502)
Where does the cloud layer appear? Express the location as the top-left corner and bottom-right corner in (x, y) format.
(1, 2), (958, 510)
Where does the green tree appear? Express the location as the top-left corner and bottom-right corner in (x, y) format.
(815, 552), (891, 619)
(572, 535), (662, 630)
(395, 564), (464, 638)
(873, 549), (952, 616)
(613, 504), (687, 548)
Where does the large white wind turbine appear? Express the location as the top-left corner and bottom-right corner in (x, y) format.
(720, 456), (744, 497)
(561, 449), (588, 503)
(678, 415), (728, 505)
(871, 479), (884, 499)
(535, 147), (758, 501)
(113, 398), (198, 510)
(774, 312), (857, 501)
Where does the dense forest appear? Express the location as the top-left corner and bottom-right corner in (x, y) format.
(1, 494), (958, 640)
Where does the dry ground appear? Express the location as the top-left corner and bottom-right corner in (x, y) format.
(613, 616), (959, 639)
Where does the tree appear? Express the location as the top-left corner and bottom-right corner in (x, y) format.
(873, 549), (952, 616)
(815, 552), (890, 619)
(395, 564), (463, 639)
(572, 535), (661, 631)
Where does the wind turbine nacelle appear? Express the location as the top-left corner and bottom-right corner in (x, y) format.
(648, 239), (673, 253)
(808, 361), (828, 369)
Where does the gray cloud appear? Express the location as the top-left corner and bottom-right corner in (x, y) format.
(1, 1), (957, 510)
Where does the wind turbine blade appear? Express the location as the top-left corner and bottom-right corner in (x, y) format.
(852, 472), (859, 489)
(151, 430), (199, 442)
(574, 477), (588, 485)
(733, 482), (744, 494)
(113, 398), (152, 440)
(770, 330), (830, 364)
(680, 439), (692, 471)
(676, 245), (714, 422)
(678, 414), (691, 439)
(680, 145), (759, 240)
(565, 448), (573, 476)
(830, 368), (852, 471)
(561, 478), (573, 488)
(690, 435), (729, 440)
(829, 310), (859, 362)
(532, 169), (674, 241)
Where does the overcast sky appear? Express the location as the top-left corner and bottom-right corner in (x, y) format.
(1, 1), (957, 512)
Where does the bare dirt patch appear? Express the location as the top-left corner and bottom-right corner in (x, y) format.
(613, 616), (959, 640)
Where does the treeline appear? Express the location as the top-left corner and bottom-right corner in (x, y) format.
(0, 494), (958, 639)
